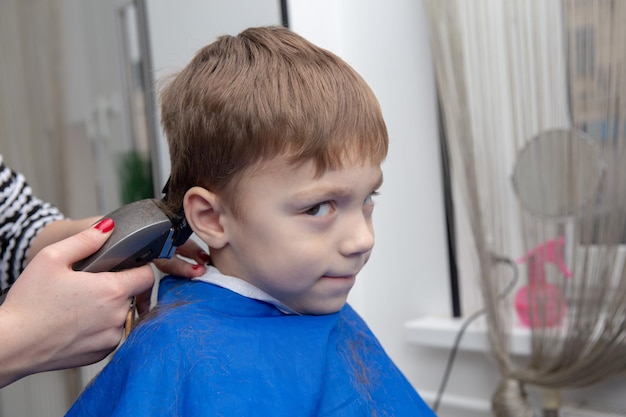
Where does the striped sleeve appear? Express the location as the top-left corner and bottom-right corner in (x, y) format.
(0, 156), (64, 290)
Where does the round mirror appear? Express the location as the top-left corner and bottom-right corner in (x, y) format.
(511, 129), (605, 219)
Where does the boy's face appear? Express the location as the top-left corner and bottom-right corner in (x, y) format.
(217, 156), (383, 315)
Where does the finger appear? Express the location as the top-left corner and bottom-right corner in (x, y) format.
(46, 218), (115, 265)
(173, 240), (210, 265)
(153, 257), (206, 278)
(110, 264), (155, 297)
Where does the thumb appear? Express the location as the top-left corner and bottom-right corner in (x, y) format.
(108, 264), (155, 297)
(52, 217), (115, 265)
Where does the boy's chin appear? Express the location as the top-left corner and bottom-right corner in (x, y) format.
(294, 298), (348, 316)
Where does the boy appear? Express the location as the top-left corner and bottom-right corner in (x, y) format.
(66, 26), (436, 416)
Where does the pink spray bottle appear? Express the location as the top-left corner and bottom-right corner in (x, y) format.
(515, 237), (572, 328)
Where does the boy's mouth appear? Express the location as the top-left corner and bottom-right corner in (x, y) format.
(322, 274), (356, 281)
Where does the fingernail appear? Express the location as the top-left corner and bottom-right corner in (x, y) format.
(94, 218), (114, 233)
(192, 264), (201, 270)
(199, 251), (211, 263)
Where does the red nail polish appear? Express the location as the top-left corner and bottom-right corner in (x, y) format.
(94, 218), (114, 233)
(192, 264), (201, 270)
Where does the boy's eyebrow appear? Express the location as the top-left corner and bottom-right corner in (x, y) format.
(373, 173), (384, 190)
(368, 173), (384, 193)
(292, 173), (384, 201)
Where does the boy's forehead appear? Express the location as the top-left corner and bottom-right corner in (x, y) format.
(241, 157), (383, 196)
(252, 155), (382, 178)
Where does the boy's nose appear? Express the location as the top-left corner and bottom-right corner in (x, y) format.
(339, 213), (375, 257)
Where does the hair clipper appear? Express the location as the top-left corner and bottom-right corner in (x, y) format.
(72, 199), (192, 273)
(0, 199), (191, 306)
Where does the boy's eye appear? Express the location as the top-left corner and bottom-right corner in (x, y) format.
(304, 202), (332, 217)
(365, 191), (380, 206)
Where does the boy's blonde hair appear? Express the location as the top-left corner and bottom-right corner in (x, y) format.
(160, 26), (388, 215)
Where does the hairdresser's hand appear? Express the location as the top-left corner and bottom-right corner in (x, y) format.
(152, 239), (210, 279)
(132, 240), (211, 315)
(0, 219), (154, 388)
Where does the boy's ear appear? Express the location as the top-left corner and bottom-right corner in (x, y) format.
(183, 186), (228, 249)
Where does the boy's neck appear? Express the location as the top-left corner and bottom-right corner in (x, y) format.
(195, 265), (301, 315)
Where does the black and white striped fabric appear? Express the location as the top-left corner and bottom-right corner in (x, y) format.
(0, 155), (64, 290)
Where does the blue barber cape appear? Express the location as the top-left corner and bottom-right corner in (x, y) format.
(66, 277), (436, 416)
